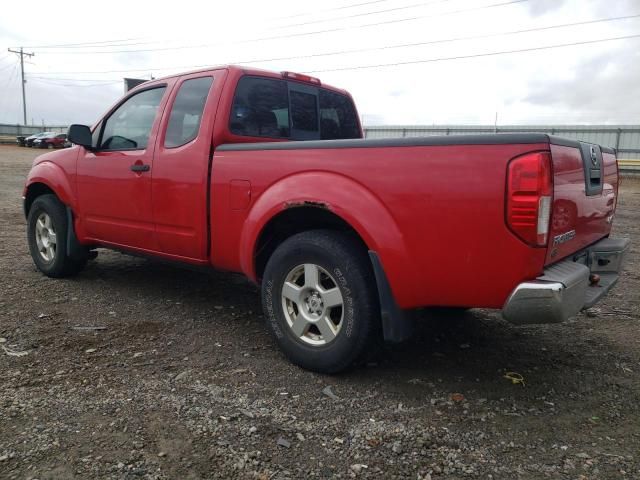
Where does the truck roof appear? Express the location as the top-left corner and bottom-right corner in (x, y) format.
(132, 64), (350, 96)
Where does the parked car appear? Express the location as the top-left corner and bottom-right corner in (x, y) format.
(33, 133), (68, 149)
(16, 135), (26, 147)
(24, 132), (56, 147)
(22, 65), (629, 373)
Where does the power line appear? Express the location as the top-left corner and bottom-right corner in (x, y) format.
(274, 0), (394, 20)
(28, 41), (159, 50)
(30, 76), (122, 82)
(11, 2), (401, 52)
(30, 78), (121, 87)
(31, 64), (212, 76)
(27, 31), (639, 90)
(3, 64), (19, 89)
(0, 65), (19, 100)
(18, 37), (147, 49)
(305, 33), (640, 73)
(0, 63), (20, 119)
(18, 1), (435, 52)
(200, 14), (640, 71)
(0, 60), (18, 73)
(14, 2), (408, 51)
(29, 13), (640, 77)
(20, 36), (640, 109)
(271, 0), (454, 29)
(260, 13), (640, 64)
(32, 0), (529, 55)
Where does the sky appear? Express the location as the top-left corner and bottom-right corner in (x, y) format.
(0, 0), (638, 127)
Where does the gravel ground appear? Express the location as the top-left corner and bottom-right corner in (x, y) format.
(0, 145), (639, 480)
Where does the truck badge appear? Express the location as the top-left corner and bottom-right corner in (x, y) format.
(590, 145), (598, 167)
(553, 229), (576, 246)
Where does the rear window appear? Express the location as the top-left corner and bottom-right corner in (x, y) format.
(229, 76), (359, 140)
(290, 90), (318, 132)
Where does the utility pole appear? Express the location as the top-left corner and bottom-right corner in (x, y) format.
(7, 47), (35, 125)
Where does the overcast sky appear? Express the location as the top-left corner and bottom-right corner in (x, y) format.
(0, 0), (638, 126)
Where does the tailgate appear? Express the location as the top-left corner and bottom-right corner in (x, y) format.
(546, 140), (618, 264)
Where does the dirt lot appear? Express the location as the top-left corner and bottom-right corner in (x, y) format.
(0, 145), (638, 480)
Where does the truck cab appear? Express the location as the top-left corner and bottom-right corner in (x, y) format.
(55, 67), (361, 261)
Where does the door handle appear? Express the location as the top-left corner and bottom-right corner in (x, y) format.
(130, 164), (150, 172)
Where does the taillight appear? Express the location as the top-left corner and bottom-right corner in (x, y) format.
(506, 151), (553, 247)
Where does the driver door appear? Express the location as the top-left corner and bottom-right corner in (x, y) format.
(76, 84), (172, 251)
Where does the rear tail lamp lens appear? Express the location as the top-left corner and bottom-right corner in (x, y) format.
(506, 151), (552, 247)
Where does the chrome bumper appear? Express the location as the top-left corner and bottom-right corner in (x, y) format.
(502, 237), (630, 325)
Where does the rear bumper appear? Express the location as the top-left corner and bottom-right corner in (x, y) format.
(502, 237), (630, 325)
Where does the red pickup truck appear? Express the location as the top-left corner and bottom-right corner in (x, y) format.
(23, 65), (629, 373)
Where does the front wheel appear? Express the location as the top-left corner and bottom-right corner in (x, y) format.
(27, 194), (87, 278)
(261, 230), (379, 373)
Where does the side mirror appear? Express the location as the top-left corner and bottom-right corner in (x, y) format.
(67, 124), (93, 149)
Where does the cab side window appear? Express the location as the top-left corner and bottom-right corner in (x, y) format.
(165, 77), (213, 148)
(100, 87), (166, 150)
(319, 89), (360, 140)
(229, 77), (289, 138)
(229, 76), (360, 141)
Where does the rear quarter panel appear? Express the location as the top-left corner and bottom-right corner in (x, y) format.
(211, 142), (550, 309)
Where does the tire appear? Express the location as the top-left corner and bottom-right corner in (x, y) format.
(261, 230), (380, 373)
(27, 194), (87, 278)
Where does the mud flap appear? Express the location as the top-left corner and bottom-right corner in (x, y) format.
(66, 207), (89, 262)
(369, 251), (413, 343)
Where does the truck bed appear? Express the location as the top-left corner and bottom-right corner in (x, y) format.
(215, 133), (617, 310)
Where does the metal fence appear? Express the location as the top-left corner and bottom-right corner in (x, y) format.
(364, 125), (640, 162)
(0, 123), (68, 137)
(2, 122), (638, 172)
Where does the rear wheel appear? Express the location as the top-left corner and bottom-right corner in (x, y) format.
(261, 230), (379, 373)
(27, 194), (87, 278)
